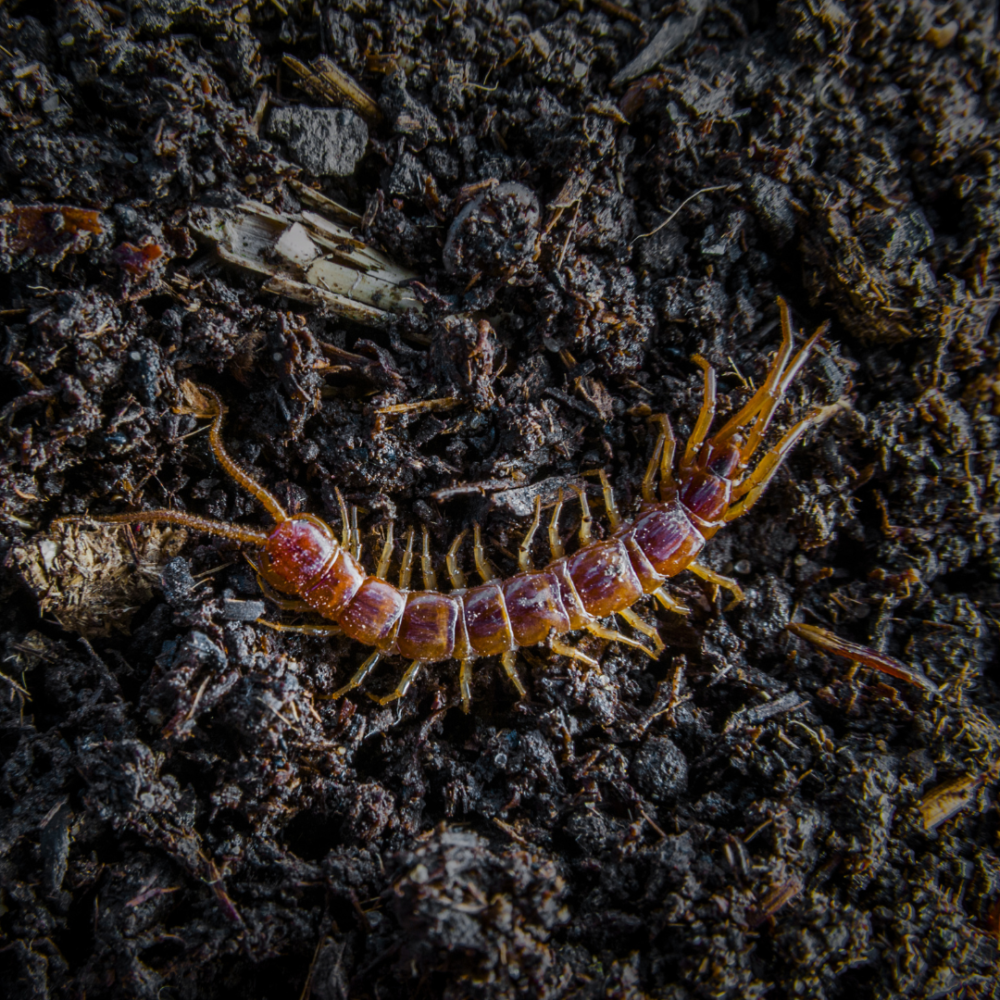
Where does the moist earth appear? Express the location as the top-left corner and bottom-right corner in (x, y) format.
(1, 2), (1000, 999)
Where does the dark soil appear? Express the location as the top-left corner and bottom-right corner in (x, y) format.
(2, 2), (1000, 998)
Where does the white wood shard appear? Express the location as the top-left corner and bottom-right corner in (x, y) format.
(190, 198), (424, 326)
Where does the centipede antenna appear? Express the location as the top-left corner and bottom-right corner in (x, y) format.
(55, 511), (270, 547)
(518, 496), (542, 572)
(595, 470), (621, 529)
(473, 524), (494, 582)
(682, 355), (717, 470)
(574, 486), (593, 546)
(420, 525), (437, 591)
(446, 530), (468, 590)
(333, 486), (350, 549)
(500, 649), (526, 695)
(399, 527), (415, 590)
(549, 490), (565, 560)
(349, 505), (361, 562)
(376, 521), (395, 579)
(459, 659), (474, 713)
(198, 385), (288, 523)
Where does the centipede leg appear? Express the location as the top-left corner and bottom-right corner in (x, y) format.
(459, 658), (474, 712)
(373, 660), (423, 705)
(421, 525), (438, 591)
(574, 485), (593, 546)
(518, 496), (542, 572)
(550, 636), (598, 668)
(688, 561), (745, 610)
(327, 650), (382, 699)
(376, 521), (395, 579)
(595, 469), (621, 529)
(473, 524), (495, 582)
(643, 414), (677, 501)
(350, 505), (362, 562)
(500, 649), (526, 695)
(681, 355), (717, 469)
(446, 530), (468, 590)
(334, 486), (351, 549)
(257, 619), (344, 637)
(549, 490), (565, 559)
(726, 402), (846, 520)
(653, 587), (690, 615)
(399, 527), (415, 589)
(617, 607), (666, 655)
(256, 574), (313, 611)
(585, 620), (656, 659)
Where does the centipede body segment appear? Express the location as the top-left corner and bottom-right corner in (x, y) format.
(58, 298), (843, 711)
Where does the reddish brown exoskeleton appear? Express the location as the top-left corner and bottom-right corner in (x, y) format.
(58, 298), (842, 711)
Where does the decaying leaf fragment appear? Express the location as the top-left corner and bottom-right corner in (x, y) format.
(787, 622), (939, 693)
(190, 186), (422, 326)
(919, 774), (982, 832)
(0, 202), (103, 268)
(13, 522), (188, 637)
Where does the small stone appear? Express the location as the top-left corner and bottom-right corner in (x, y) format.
(631, 736), (688, 802)
(268, 105), (368, 178)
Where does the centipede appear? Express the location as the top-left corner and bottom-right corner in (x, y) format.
(57, 297), (844, 712)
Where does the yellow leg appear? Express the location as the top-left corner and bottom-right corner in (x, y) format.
(373, 660), (423, 705)
(585, 620), (656, 659)
(595, 469), (621, 529)
(421, 525), (437, 591)
(681, 355), (717, 469)
(258, 619), (343, 637)
(447, 530), (468, 590)
(643, 414), (678, 500)
(652, 587), (690, 615)
(617, 607), (665, 655)
(574, 485), (593, 546)
(473, 524), (494, 582)
(350, 505), (362, 562)
(551, 636), (599, 668)
(500, 649), (526, 695)
(333, 485), (351, 549)
(327, 650), (382, 699)
(376, 521), (394, 579)
(688, 561), (745, 609)
(459, 658), (474, 712)
(399, 527), (415, 590)
(256, 574), (312, 611)
(549, 489), (565, 559)
(518, 496), (542, 572)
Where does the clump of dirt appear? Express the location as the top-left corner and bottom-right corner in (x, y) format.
(1, 1), (999, 999)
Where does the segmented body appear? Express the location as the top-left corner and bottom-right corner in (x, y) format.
(59, 298), (843, 709)
(259, 498), (702, 664)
